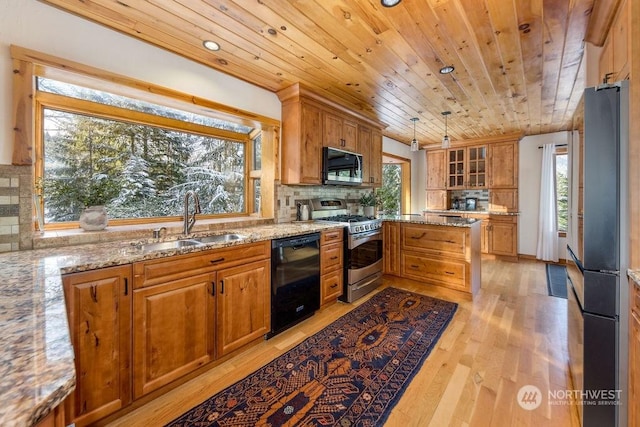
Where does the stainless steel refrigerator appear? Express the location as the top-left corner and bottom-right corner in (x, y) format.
(567, 80), (629, 427)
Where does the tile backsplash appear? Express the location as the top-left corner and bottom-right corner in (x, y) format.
(0, 165), (33, 252)
(275, 183), (375, 222)
(448, 189), (489, 211)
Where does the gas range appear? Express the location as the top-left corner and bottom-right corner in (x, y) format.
(309, 198), (382, 235)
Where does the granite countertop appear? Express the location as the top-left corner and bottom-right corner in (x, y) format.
(0, 222), (341, 427)
(423, 209), (520, 216)
(628, 270), (640, 287)
(380, 214), (481, 227)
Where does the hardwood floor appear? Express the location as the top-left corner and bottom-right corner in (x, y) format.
(106, 258), (579, 427)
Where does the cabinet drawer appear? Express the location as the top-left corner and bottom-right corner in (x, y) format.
(633, 283), (640, 317)
(321, 229), (344, 245)
(321, 270), (343, 305)
(321, 242), (343, 275)
(133, 241), (269, 288)
(401, 253), (467, 291)
(401, 224), (466, 256)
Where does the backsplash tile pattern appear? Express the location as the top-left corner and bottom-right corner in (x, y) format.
(0, 165), (33, 252)
(275, 182), (375, 222)
(448, 189), (489, 211)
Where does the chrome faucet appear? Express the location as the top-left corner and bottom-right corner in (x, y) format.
(183, 190), (201, 235)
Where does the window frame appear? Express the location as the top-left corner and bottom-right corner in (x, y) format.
(12, 46), (278, 230)
(555, 146), (569, 235)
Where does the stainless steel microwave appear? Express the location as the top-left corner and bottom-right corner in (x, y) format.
(322, 147), (363, 185)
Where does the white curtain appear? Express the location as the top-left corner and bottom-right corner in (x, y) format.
(536, 144), (558, 261)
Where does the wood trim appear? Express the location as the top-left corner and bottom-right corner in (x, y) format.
(629, 0), (640, 268)
(10, 45), (280, 129)
(12, 58), (34, 165)
(422, 132), (523, 151)
(276, 83), (387, 130)
(586, 0), (624, 46)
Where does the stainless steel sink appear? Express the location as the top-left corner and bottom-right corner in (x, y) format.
(193, 233), (246, 244)
(141, 239), (203, 253)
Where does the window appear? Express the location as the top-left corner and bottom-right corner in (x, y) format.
(35, 76), (260, 227)
(379, 154), (411, 215)
(556, 149), (568, 232)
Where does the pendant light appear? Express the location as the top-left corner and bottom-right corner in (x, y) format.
(441, 111), (451, 149)
(410, 117), (419, 152)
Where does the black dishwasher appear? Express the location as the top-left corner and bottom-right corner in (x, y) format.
(268, 233), (320, 338)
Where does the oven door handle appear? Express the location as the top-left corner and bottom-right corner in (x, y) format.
(351, 230), (382, 243)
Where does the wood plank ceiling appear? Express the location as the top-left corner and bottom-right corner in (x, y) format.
(39, 0), (598, 148)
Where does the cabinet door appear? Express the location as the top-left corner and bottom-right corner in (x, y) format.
(426, 150), (447, 189)
(63, 265), (132, 426)
(369, 129), (383, 186)
(324, 111), (344, 149)
(342, 118), (358, 152)
(383, 222), (401, 276)
(489, 189), (518, 212)
(488, 141), (518, 188)
(488, 217), (518, 256)
(426, 190), (447, 210)
(217, 259), (271, 356)
(447, 148), (465, 188)
(467, 145), (487, 187)
(299, 102), (323, 184)
(358, 125), (373, 185)
(133, 273), (216, 398)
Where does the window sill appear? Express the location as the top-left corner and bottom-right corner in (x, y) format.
(33, 216), (274, 250)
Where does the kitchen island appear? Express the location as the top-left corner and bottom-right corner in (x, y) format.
(381, 214), (482, 296)
(0, 222), (340, 427)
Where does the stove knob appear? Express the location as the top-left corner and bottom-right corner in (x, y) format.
(354, 226), (361, 233)
(366, 224), (371, 231)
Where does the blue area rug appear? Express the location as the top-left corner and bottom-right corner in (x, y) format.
(166, 287), (458, 426)
(546, 263), (568, 299)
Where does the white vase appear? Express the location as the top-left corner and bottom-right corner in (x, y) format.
(79, 206), (108, 231)
(363, 206), (375, 218)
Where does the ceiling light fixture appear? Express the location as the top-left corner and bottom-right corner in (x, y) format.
(202, 40), (220, 51)
(439, 65), (455, 74)
(410, 117), (419, 152)
(441, 111), (451, 149)
(381, 0), (401, 7)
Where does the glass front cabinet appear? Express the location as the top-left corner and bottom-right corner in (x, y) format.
(447, 145), (486, 189)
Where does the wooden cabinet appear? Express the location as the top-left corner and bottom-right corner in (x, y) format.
(324, 110), (357, 151)
(426, 150), (448, 210)
(216, 259), (271, 356)
(279, 97), (323, 185)
(132, 273), (216, 398)
(487, 215), (518, 258)
(599, 0), (629, 82)
(62, 265), (132, 426)
(383, 221), (400, 276)
(398, 223), (481, 295)
(488, 141), (518, 188)
(359, 125), (383, 187)
(320, 229), (344, 305)
(630, 280), (640, 427)
(426, 190), (448, 210)
(426, 149), (447, 189)
(277, 84), (384, 186)
(132, 241), (270, 397)
(446, 145), (486, 189)
(489, 188), (518, 212)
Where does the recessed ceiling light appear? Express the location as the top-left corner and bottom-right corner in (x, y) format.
(381, 0), (401, 7)
(439, 65), (455, 74)
(202, 40), (220, 51)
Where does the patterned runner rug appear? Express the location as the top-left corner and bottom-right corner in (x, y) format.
(166, 287), (458, 427)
